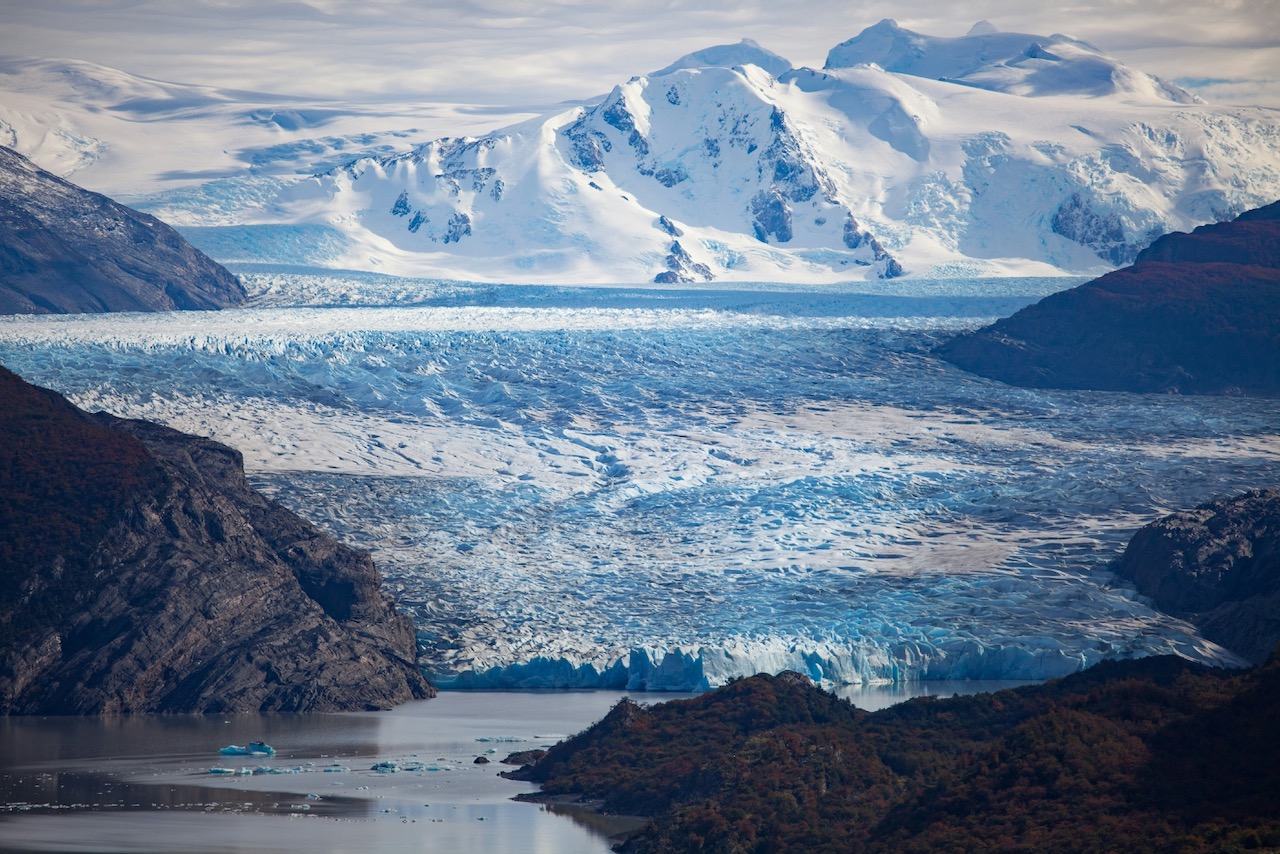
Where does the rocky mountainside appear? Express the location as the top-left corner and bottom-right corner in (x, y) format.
(268, 21), (1280, 282)
(935, 200), (1280, 395)
(1114, 489), (1280, 665)
(0, 365), (432, 714)
(0, 145), (245, 314)
(509, 656), (1280, 852)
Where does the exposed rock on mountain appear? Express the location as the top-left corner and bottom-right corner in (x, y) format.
(510, 657), (1280, 852)
(1114, 489), (1280, 665)
(936, 200), (1280, 395)
(0, 365), (432, 714)
(0, 145), (245, 314)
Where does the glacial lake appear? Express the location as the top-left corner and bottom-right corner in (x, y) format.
(0, 683), (1030, 852)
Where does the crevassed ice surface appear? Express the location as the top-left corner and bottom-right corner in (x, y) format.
(2, 274), (1276, 690)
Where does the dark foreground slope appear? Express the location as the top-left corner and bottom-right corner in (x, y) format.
(1115, 488), (1280, 665)
(0, 366), (432, 713)
(0, 145), (245, 314)
(937, 201), (1280, 396)
(510, 658), (1280, 853)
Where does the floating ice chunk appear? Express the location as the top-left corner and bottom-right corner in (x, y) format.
(208, 767), (236, 775)
(474, 736), (526, 743)
(218, 741), (275, 756)
(370, 761), (400, 773)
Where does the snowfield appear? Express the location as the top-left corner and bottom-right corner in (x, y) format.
(1, 273), (1275, 690)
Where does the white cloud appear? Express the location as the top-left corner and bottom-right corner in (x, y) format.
(0, 0), (1276, 106)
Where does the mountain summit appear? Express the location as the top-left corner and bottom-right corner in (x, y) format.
(825, 19), (1199, 102)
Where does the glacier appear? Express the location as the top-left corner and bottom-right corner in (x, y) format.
(0, 272), (1274, 690)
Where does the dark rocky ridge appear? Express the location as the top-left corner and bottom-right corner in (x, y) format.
(1114, 488), (1280, 665)
(0, 145), (245, 314)
(0, 365), (432, 714)
(509, 657), (1280, 852)
(936, 200), (1280, 396)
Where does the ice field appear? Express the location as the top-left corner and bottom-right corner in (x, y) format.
(3, 272), (1277, 690)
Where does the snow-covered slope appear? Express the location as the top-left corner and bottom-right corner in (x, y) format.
(5, 24), (1280, 284)
(274, 22), (1280, 283)
(0, 55), (534, 214)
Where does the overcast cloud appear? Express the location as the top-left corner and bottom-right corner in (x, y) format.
(0, 0), (1277, 107)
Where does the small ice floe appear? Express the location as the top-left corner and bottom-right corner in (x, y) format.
(252, 766), (300, 775)
(219, 741), (275, 756)
(475, 736), (525, 743)
(400, 761), (425, 772)
(370, 761), (400, 773)
(323, 764), (350, 773)
(208, 768), (237, 775)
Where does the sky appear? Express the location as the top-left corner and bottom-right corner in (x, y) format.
(0, 0), (1277, 108)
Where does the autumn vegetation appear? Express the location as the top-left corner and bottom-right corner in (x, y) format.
(509, 655), (1280, 852)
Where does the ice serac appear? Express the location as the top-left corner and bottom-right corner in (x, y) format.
(426, 632), (1241, 693)
(0, 145), (245, 314)
(273, 24), (1280, 282)
(0, 366), (432, 714)
(935, 200), (1280, 395)
(1114, 489), (1280, 665)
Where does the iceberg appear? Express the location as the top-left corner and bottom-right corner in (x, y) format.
(218, 741), (276, 756)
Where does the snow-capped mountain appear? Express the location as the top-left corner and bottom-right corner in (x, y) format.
(273, 21), (1280, 283)
(4, 22), (1279, 283)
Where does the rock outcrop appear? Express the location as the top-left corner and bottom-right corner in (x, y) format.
(0, 145), (246, 314)
(936, 200), (1280, 396)
(0, 365), (432, 714)
(1113, 489), (1280, 665)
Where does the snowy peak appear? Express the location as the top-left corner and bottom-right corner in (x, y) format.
(651, 38), (793, 78)
(290, 59), (903, 283)
(825, 20), (1199, 102)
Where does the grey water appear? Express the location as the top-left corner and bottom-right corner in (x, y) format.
(0, 684), (1033, 853)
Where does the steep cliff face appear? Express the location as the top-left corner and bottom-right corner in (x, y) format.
(1114, 489), (1280, 666)
(0, 365), (432, 714)
(936, 200), (1280, 396)
(0, 145), (246, 315)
